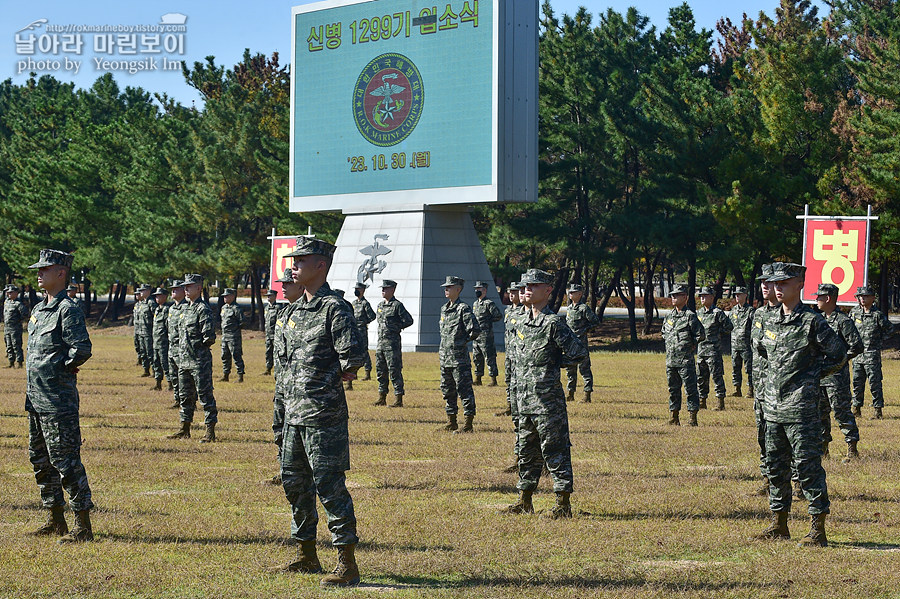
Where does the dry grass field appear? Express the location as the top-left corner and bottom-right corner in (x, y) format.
(1, 326), (899, 598)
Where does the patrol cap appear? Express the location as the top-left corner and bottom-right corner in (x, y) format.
(474, 280), (488, 288)
(3, 284), (17, 292)
(151, 287), (169, 296)
(381, 279), (397, 289)
(698, 286), (716, 296)
(67, 284), (78, 292)
(183, 274), (203, 285)
(567, 283), (584, 293)
(507, 282), (521, 292)
(170, 279), (185, 289)
(334, 289), (346, 298)
(223, 287), (236, 296)
(669, 283), (689, 296)
(276, 269), (295, 284)
(441, 276), (465, 287)
(28, 249), (74, 270)
(354, 282), (368, 290)
(816, 283), (839, 297)
(855, 285), (876, 296)
(767, 262), (805, 282)
(285, 236), (336, 259)
(520, 269), (554, 285)
(756, 263), (774, 281)
(266, 288), (277, 296)
(136, 283), (153, 292)
(733, 286), (748, 295)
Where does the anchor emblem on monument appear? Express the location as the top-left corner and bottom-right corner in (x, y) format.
(357, 234), (392, 285)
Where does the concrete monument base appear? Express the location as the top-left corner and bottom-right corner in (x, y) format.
(330, 206), (504, 352)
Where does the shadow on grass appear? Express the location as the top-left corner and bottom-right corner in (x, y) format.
(830, 491), (900, 504)
(357, 540), (455, 553)
(832, 541), (900, 551)
(577, 507), (770, 522)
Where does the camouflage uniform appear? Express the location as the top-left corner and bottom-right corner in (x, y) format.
(565, 297), (600, 394)
(352, 293), (376, 376)
(3, 290), (29, 365)
(820, 306), (862, 446)
(273, 300), (296, 462)
(167, 293), (189, 408)
(151, 297), (171, 384)
(439, 291), (480, 416)
(696, 291), (733, 401)
(264, 296), (279, 373)
(219, 297), (245, 377)
(178, 293), (218, 426)
(25, 251), (94, 515)
(756, 266), (845, 517)
(281, 267), (366, 546)
(661, 297), (705, 414)
(504, 287), (526, 458)
(514, 296), (587, 495)
(750, 280), (781, 481)
(375, 288), (413, 397)
(133, 291), (156, 371)
(472, 290), (502, 378)
(849, 298), (894, 410)
(728, 296), (754, 394)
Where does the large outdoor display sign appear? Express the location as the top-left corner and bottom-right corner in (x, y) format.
(798, 206), (878, 306)
(290, 0), (538, 212)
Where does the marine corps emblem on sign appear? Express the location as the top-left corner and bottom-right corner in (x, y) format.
(353, 53), (424, 147)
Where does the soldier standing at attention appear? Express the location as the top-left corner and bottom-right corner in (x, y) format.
(349, 282), (376, 390)
(133, 284), (155, 378)
(696, 286), (733, 410)
(728, 286), (754, 398)
(150, 287), (172, 392)
(3, 284), (29, 368)
(815, 283), (863, 462)
(753, 263), (846, 547)
(263, 288), (279, 376)
(267, 269), (304, 488)
(502, 269), (586, 518)
(25, 249), (94, 542)
(374, 280), (413, 407)
(438, 276), (480, 432)
(564, 283), (601, 403)
(750, 264), (780, 496)
(132, 291), (142, 366)
(471, 281), (502, 386)
(500, 282), (524, 471)
(167, 274), (218, 443)
(219, 288), (245, 383)
(275, 237), (366, 587)
(849, 285), (895, 419)
(167, 280), (187, 410)
(66, 284), (85, 315)
(661, 284), (705, 426)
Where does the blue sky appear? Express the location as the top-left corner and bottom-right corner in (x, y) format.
(2, 0), (826, 107)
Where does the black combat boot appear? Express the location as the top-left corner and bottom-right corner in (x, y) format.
(442, 413), (458, 432)
(373, 392), (387, 406)
(823, 442), (830, 459)
(141, 368), (151, 378)
(363, 371), (371, 380)
(320, 544), (360, 587)
(731, 386), (742, 397)
(699, 397), (707, 410)
(715, 396), (725, 411)
(237, 373), (244, 383)
(747, 387), (754, 399)
(455, 414), (474, 433)
(501, 490), (534, 514)
(474, 375), (482, 386)
(263, 367), (271, 376)
(30, 506), (68, 537)
(489, 376), (498, 387)
(798, 514), (827, 547)
(581, 391), (592, 403)
(59, 510), (93, 543)
(16, 361), (23, 368)
(566, 391), (575, 402)
(167, 380), (173, 391)
(872, 407), (883, 420)
(752, 510), (790, 540)
(167, 421), (191, 439)
(549, 492), (573, 519)
(668, 410), (680, 426)
(7, 359), (14, 368)
(200, 423), (216, 443)
(843, 441), (859, 463)
(153, 379), (162, 391)
(219, 372), (229, 382)
(688, 411), (698, 427)
(389, 394), (403, 408)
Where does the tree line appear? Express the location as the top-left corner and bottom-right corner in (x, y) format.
(1, 0), (898, 336)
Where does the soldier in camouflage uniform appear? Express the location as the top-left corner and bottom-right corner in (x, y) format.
(564, 283), (601, 403)
(753, 263), (846, 548)
(374, 280), (413, 406)
(438, 276), (480, 432)
(750, 264), (781, 496)
(167, 274), (218, 443)
(150, 287), (172, 392)
(133, 284), (155, 377)
(815, 283), (863, 462)
(3, 284), (29, 368)
(661, 284), (705, 426)
(132, 291), (142, 366)
(696, 286), (733, 410)
(274, 237), (366, 587)
(349, 282), (376, 389)
(218, 288), (245, 383)
(728, 286), (754, 398)
(66, 284), (85, 315)
(502, 269), (587, 519)
(500, 282), (525, 471)
(167, 280), (188, 410)
(471, 281), (502, 386)
(263, 288), (279, 376)
(25, 249), (95, 542)
(850, 285), (895, 419)
(267, 269), (303, 488)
